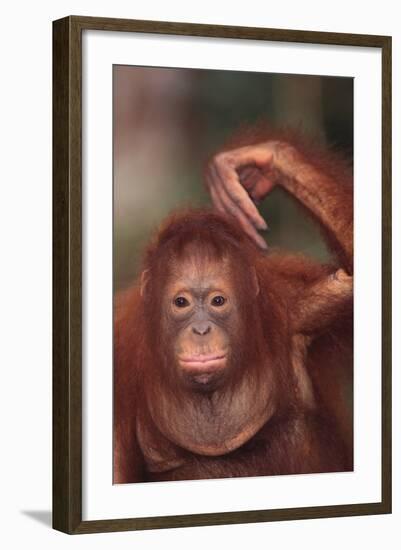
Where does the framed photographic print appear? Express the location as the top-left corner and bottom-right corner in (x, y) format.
(53, 16), (392, 534)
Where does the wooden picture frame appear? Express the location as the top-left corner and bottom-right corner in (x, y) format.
(53, 15), (392, 534)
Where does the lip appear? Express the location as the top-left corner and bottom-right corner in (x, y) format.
(179, 353), (227, 370)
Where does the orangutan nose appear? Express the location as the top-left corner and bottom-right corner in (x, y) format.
(192, 323), (211, 336)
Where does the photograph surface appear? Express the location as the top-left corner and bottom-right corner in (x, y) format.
(113, 65), (354, 485)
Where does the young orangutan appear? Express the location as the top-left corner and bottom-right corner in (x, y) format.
(114, 128), (353, 483)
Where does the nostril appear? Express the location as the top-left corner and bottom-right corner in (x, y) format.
(192, 324), (211, 336)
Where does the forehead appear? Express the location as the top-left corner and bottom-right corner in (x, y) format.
(165, 253), (233, 292)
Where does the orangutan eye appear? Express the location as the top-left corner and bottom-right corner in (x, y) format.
(211, 295), (226, 307)
(174, 296), (190, 308)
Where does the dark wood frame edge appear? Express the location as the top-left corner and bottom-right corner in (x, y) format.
(52, 15), (392, 535)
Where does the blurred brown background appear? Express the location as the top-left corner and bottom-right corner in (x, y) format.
(113, 66), (353, 292)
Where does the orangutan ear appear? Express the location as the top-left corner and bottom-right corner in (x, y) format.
(140, 269), (149, 297)
(251, 267), (260, 297)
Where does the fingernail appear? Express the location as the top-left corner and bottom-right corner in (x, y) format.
(257, 236), (268, 250)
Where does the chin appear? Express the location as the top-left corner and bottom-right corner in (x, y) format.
(185, 369), (227, 393)
(177, 353), (228, 393)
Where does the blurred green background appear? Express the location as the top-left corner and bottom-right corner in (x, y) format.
(113, 66), (353, 292)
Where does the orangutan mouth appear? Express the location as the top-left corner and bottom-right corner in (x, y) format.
(178, 353), (227, 370)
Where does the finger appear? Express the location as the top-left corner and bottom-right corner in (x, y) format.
(209, 186), (226, 213)
(249, 177), (276, 203)
(204, 164), (216, 192)
(238, 166), (260, 192)
(221, 145), (274, 168)
(215, 160), (268, 231)
(214, 179), (268, 250)
(210, 163), (269, 250)
(211, 163), (269, 247)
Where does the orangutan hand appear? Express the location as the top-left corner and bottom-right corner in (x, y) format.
(205, 143), (280, 250)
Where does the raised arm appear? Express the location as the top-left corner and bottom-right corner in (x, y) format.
(205, 135), (353, 274)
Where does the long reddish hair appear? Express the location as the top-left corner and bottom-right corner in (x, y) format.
(115, 209), (295, 416)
